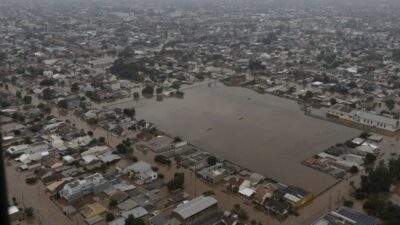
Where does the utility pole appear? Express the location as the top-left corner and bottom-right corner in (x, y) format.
(194, 162), (197, 197)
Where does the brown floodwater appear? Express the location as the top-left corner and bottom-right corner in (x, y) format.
(114, 82), (359, 194)
(4, 82), (358, 195)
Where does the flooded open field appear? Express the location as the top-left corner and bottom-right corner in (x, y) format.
(108, 83), (359, 194)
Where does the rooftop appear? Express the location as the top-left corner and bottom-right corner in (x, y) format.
(173, 196), (218, 219)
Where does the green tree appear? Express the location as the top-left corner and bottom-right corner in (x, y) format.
(343, 199), (354, 208)
(385, 99), (395, 111)
(167, 173), (184, 191)
(40, 79), (55, 86)
(154, 155), (171, 166)
(305, 91), (314, 100)
(98, 137), (106, 144)
(16, 91), (22, 99)
(156, 86), (163, 95)
(141, 85), (154, 95)
(24, 207), (34, 217)
(71, 83), (80, 92)
(58, 99), (68, 109)
(171, 81), (181, 90)
(109, 199), (118, 208)
(360, 161), (392, 194)
(106, 212), (114, 222)
(11, 76), (17, 84)
(365, 153), (377, 164)
(23, 95), (32, 104)
(42, 88), (54, 100)
(173, 137), (182, 143)
(330, 98), (337, 105)
(207, 156), (217, 166)
(349, 166), (359, 174)
(203, 190), (215, 196)
(123, 108), (136, 118)
(116, 143), (132, 155)
(125, 215), (145, 225)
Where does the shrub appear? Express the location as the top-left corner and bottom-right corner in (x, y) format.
(141, 85), (154, 95)
(343, 199), (354, 208)
(203, 190), (215, 196)
(154, 155), (171, 166)
(24, 207), (34, 217)
(365, 153), (377, 164)
(106, 212), (115, 222)
(167, 173), (184, 191)
(207, 156), (217, 166)
(349, 166), (359, 174)
(109, 199), (118, 208)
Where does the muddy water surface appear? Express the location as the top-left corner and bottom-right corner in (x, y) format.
(115, 82), (360, 194)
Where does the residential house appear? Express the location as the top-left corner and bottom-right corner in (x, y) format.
(120, 207), (148, 219)
(149, 212), (170, 225)
(124, 161), (158, 183)
(81, 146), (112, 157)
(80, 202), (107, 218)
(253, 183), (277, 205)
(264, 198), (290, 215)
(275, 185), (313, 209)
(225, 176), (245, 193)
(197, 163), (227, 183)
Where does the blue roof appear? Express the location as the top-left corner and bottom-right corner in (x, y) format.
(312, 207), (378, 225)
(337, 207), (378, 225)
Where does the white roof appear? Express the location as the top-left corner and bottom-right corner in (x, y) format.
(284, 193), (301, 203)
(312, 81), (324, 86)
(124, 161), (152, 173)
(82, 146), (111, 156)
(3, 136), (14, 141)
(352, 138), (364, 145)
(239, 188), (255, 197)
(8, 206), (19, 215)
(82, 155), (99, 163)
(356, 145), (378, 154)
(63, 155), (75, 162)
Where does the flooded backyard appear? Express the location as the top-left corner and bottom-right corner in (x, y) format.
(112, 82), (360, 194)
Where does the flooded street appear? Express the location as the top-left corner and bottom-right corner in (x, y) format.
(115, 82), (359, 194)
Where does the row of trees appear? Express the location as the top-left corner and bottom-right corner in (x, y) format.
(353, 156), (400, 225)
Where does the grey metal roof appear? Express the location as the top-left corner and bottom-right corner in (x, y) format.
(149, 212), (169, 225)
(85, 215), (103, 225)
(173, 196), (217, 219)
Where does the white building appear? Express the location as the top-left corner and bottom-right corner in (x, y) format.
(327, 104), (400, 134)
(60, 173), (110, 203)
(124, 161), (158, 183)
